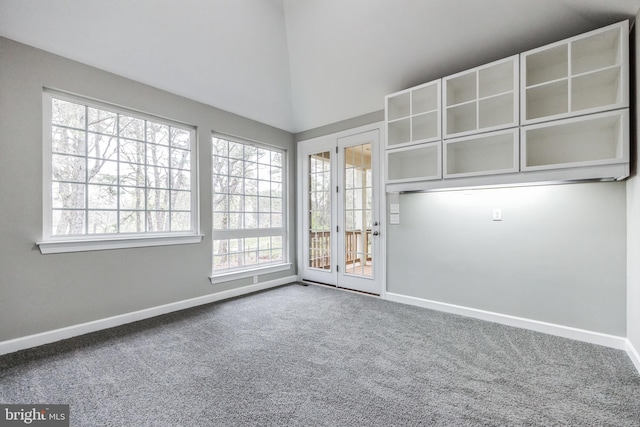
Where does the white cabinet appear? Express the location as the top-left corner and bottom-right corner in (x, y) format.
(386, 79), (441, 148)
(521, 20), (629, 125)
(444, 129), (519, 178)
(521, 109), (629, 171)
(444, 55), (519, 138)
(386, 143), (441, 183)
(384, 20), (630, 193)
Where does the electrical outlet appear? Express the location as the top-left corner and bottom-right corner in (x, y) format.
(492, 208), (502, 221)
(253, 276), (258, 284)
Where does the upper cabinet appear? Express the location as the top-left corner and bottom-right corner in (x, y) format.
(521, 20), (629, 125)
(384, 20), (630, 193)
(444, 55), (519, 138)
(385, 79), (441, 149)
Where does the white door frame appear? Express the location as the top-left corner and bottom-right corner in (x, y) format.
(297, 122), (386, 296)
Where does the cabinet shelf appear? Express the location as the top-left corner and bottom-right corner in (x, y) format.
(572, 25), (621, 75)
(521, 20), (628, 124)
(444, 55), (518, 139)
(384, 20), (630, 190)
(444, 129), (518, 178)
(386, 79), (441, 149)
(522, 109), (628, 171)
(525, 45), (568, 87)
(386, 143), (441, 182)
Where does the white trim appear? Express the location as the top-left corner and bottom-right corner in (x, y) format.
(296, 121), (386, 290)
(42, 90), (201, 243)
(0, 275), (297, 356)
(209, 263), (292, 284)
(38, 234), (204, 254)
(626, 339), (640, 375)
(385, 292), (627, 350)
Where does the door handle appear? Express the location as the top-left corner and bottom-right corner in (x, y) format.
(372, 231), (379, 236)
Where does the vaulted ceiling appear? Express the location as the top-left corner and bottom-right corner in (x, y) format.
(1, 0), (639, 133)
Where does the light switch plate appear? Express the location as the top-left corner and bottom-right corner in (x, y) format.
(390, 203), (400, 214)
(390, 214), (400, 225)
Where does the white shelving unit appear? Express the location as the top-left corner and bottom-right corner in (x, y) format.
(521, 20), (629, 125)
(386, 143), (441, 183)
(521, 109), (629, 171)
(443, 55), (519, 139)
(385, 79), (441, 149)
(444, 129), (519, 178)
(384, 20), (630, 193)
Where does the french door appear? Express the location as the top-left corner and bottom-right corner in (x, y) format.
(299, 127), (381, 295)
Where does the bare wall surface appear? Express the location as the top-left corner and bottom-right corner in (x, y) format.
(628, 11), (640, 353)
(0, 37), (296, 342)
(387, 182), (627, 336)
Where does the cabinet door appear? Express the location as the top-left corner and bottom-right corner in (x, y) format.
(444, 55), (519, 139)
(521, 20), (629, 125)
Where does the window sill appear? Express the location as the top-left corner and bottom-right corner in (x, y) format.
(37, 234), (204, 254)
(210, 263), (292, 284)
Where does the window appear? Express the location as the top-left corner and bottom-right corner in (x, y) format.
(39, 91), (201, 253)
(212, 135), (288, 277)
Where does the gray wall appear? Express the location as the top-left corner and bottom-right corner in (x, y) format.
(295, 111), (383, 142)
(0, 37), (296, 342)
(628, 13), (640, 353)
(387, 182), (627, 336)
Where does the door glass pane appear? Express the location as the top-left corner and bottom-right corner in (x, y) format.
(308, 151), (331, 270)
(343, 143), (373, 277)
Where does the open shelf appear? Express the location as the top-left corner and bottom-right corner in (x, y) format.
(412, 84), (438, 115)
(479, 93), (514, 129)
(522, 109), (628, 170)
(385, 79), (441, 149)
(571, 67), (621, 112)
(387, 118), (411, 147)
(525, 80), (568, 120)
(572, 26), (621, 75)
(479, 60), (514, 98)
(444, 55), (518, 138)
(444, 129), (518, 178)
(525, 45), (568, 86)
(412, 111), (439, 141)
(446, 72), (476, 106)
(386, 143), (441, 182)
(384, 20), (630, 189)
(522, 20), (628, 124)
(387, 92), (410, 121)
(446, 102), (477, 135)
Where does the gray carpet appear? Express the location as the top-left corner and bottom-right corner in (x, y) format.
(1, 283), (639, 426)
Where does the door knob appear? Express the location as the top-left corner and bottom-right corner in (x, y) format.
(372, 231), (379, 236)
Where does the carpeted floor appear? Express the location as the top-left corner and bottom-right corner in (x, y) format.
(1, 283), (639, 426)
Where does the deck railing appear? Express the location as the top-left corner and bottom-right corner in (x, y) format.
(309, 229), (371, 269)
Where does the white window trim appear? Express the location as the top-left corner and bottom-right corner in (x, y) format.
(211, 132), (289, 277)
(39, 89), (201, 254)
(209, 263), (292, 284)
(38, 234), (204, 254)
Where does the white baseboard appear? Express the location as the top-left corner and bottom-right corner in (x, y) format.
(0, 275), (297, 356)
(627, 339), (640, 375)
(385, 292), (627, 350)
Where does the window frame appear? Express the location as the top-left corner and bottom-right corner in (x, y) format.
(38, 90), (202, 254)
(210, 133), (290, 282)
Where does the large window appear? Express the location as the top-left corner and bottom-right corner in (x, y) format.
(40, 91), (200, 253)
(212, 135), (287, 275)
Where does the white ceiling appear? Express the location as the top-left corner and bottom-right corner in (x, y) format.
(1, 0), (639, 133)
